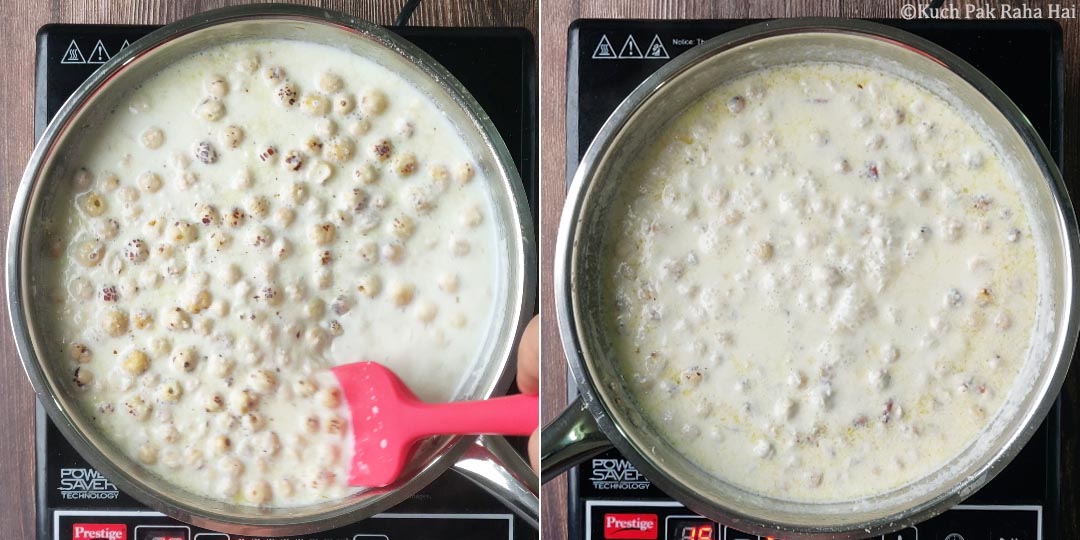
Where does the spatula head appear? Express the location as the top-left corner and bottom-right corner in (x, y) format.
(331, 361), (422, 487)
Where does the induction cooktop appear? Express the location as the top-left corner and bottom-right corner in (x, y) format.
(564, 18), (1064, 540)
(34, 22), (538, 540)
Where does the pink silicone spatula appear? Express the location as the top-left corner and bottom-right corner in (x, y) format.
(332, 361), (539, 487)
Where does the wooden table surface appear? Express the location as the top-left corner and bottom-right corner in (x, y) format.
(0, 1), (535, 538)
(538, 2), (1080, 540)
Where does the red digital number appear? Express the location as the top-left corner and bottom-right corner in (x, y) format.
(679, 525), (714, 540)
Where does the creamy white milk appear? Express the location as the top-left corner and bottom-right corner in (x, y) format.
(602, 63), (1039, 501)
(36, 39), (498, 507)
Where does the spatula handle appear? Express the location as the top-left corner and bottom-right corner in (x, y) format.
(414, 393), (539, 436)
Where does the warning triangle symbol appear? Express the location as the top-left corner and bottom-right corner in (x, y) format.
(60, 40), (86, 64)
(87, 40), (111, 64)
(645, 35), (670, 59)
(120, 39), (132, 50)
(618, 35), (643, 58)
(592, 35), (617, 59)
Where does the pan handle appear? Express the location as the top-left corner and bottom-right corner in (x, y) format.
(540, 395), (612, 484)
(452, 435), (539, 529)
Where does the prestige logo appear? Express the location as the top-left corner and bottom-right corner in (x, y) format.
(72, 523), (126, 540)
(590, 458), (651, 490)
(59, 468), (120, 500)
(603, 513), (658, 539)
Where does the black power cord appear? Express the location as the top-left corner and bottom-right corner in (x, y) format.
(922, 0), (946, 17)
(395, 0), (423, 27)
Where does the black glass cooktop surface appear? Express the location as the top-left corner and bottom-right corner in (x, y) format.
(565, 18), (1063, 540)
(34, 23), (537, 540)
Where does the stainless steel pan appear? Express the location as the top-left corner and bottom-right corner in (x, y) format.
(543, 18), (1077, 539)
(7, 4), (536, 535)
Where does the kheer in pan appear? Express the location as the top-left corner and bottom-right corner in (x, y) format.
(602, 63), (1040, 501)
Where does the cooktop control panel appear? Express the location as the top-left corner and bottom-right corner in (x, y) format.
(56, 510), (515, 540)
(582, 501), (1039, 540)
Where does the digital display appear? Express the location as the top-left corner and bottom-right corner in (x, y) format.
(133, 526), (189, 540)
(666, 518), (716, 540)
